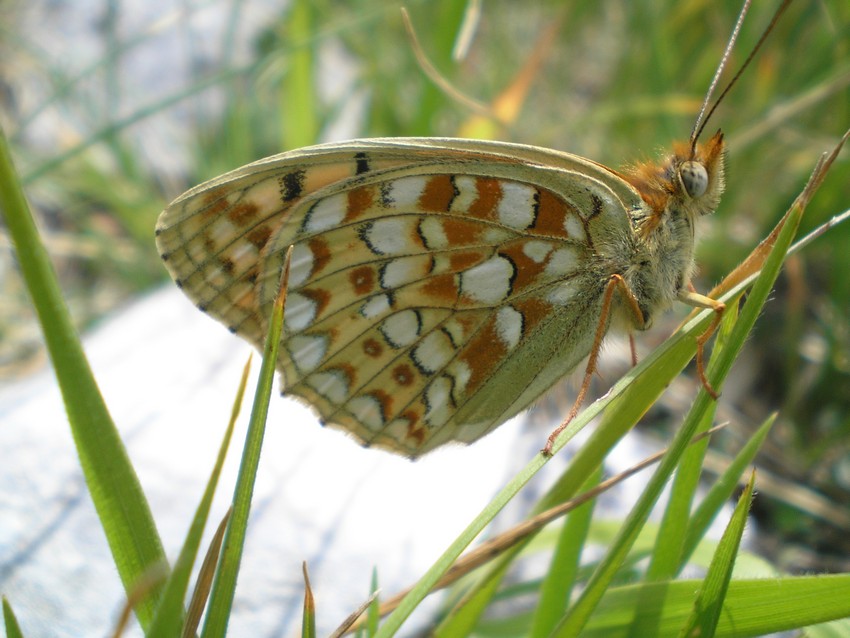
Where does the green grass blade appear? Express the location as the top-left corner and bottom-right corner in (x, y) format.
(552, 386), (720, 637)
(645, 303), (739, 585)
(281, 0), (319, 150)
(302, 563), (317, 638)
(1, 114), (165, 627)
(583, 574), (850, 637)
(200, 249), (290, 637)
(367, 568), (380, 637)
(184, 510), (231, 638)
(682, 415), (775, 564)
(147, 357), (251, 636)
(400, 2), (469, 136)
(2, 597), (25, 638)
(677, 471), (756, 637)
(529, 466), (602, 638)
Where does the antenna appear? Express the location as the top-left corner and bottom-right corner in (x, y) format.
(690, 0), (794, 151)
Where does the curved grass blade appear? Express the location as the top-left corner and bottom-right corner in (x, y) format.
(148, 358), (250, 637)
(677, 471), (756, 637)
(200, 246), (292, 637)
(1, 112), (165, 628)
(3, 597), (25, 638)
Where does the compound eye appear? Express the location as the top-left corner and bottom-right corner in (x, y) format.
(680, 160), (708, 198)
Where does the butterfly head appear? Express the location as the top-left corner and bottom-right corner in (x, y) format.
(677, 130), (726, 216)
(623, 129), (725, 238)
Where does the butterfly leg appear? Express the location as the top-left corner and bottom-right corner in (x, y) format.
(678, 288), (726, 400)
(543, 273), (645, 456)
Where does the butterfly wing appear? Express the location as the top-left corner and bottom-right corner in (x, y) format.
(156, 138), (645, 456)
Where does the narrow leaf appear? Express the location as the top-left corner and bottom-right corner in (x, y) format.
(0, 120), (165, 627)
(201, 246), (293, 636)
(678, 471), (756, 637)
(149, 357), (251, 637)
(3, 597), (25, 638)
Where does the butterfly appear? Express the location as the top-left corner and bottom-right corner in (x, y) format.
(155, 3), (788, 459)
(155, 132), (725, 457)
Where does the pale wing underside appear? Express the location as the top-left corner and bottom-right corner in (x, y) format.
(156, 139), (644, 456)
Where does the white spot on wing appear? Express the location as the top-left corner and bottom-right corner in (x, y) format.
(483, 227), (511, 245)
(380, 310), (420, 348)
(545, 247), (579, 277)
(284, 292), (317, 331)
(496, 306), (523, 350)
(460, 255), (514, 304)
(208, 219), (238, 249)
(385, 416), (414, 442)
(418, 217), (449, 249)
(229, 241), (258, 268)
(564, 214), (585, 241)
(412, 330), (454, 374)
(385, 176), (427, 208)
(288, 242), (313, 287)
(447, 360), (471, 398)
(497, 182), (536, 229)
(360, 294), (391, 319)
(288, 334), (328, 372)
(364, 219), (411, 255)
(450, 175), (478, 213)
(381, 257), (418, 289)
(348, 395), (385, 430)
(523, 240), (553, 264)
(424, 376), (453, 426)
(305, 193), (346, 232)
(548, 279), (579, 305)
(306, 370), (349, 404)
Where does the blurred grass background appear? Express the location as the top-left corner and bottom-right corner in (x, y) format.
(1, 0), (848, 572)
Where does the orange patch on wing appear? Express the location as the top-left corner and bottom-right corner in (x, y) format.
(442, 218), (484, 245)
(421, 273), (460, 304)
(247, 224), (272, 249)
(512, 297), (553, 332)
(363, 338), (383, 358)
(532, 189), (573, 238)
(299, 288), (332, 319)
(392, 363), (415, 387)
(403, 409), (427, 446)
(308, 237), (331, 277)
(349, 265), (375, 295)
(498, 242), (548, 292)
(468, 177), (502, 219)
(418, 174), (456, 212)
(449, 251), (484, 272)
(459, 317), (506, 394)
(453, 313), (481, 337)
(345, 185), (375, 222)
(227, 201), (259, 226)
(200, 188), (230, 219)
